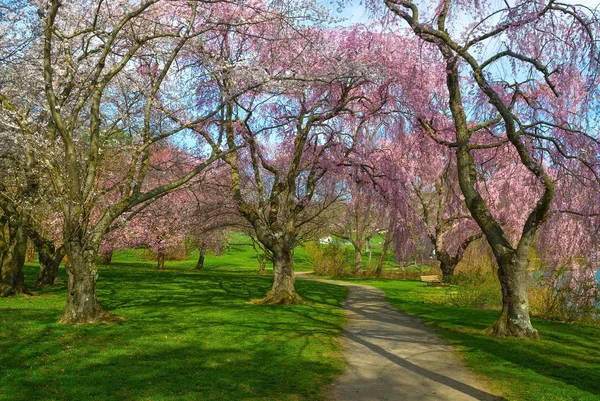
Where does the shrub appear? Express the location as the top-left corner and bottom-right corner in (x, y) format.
(529, 261), (600, 323)
(303, 242), (351, 276)
(445, 268), (502, 309)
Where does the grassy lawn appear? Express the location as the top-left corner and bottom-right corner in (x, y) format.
(0, 244), (347, 401)
(339, 278), (600, 401)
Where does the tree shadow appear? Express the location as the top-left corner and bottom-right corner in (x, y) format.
(1, 263), (347, 401)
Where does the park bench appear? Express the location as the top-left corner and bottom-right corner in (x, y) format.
(420, 275), (442, 285)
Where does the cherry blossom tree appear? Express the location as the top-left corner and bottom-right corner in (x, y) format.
(0, 0), (250, 323)
(374, 0), (600, 337)
(213, 24), (416, 303)
(332, 168), (390, 275)
(402, 136), (482, 282)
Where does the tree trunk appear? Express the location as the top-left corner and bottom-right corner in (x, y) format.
(157, 252), (165, 271)
(488, 252), (538, 338)
(260, 243), (300, 305)
(26, 240), (35, 263)
(249, 235), (266, 275)
(257, 257), (266, 275)
(37, 244), (66, 286)
(195, 246), (206, 270)
(60, 240), (112, 324)
(439, 260), (456, 283)
(0, 213), (27, 297)
(354, 246), (363, 276)
(102, 250), (113, 265)
(0, 217), (7, 280)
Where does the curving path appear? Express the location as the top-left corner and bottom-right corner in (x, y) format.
(297, 274), (502, 401)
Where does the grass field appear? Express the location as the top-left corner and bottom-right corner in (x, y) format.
(340, 278), (600, 401)
(0, 243), (347, 401)
(4, 236), (600, 401)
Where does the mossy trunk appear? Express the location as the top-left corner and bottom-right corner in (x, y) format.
(488, 253), (538, 338)
(0, 213), (27, 297)
(37, 244), (65, 286)
(261, 243), (300, 305)
(60, 240), (111, 324)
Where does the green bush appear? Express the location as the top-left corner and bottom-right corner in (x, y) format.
(446, 270), (502, 309)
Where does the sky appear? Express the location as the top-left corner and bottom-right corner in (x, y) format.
(332, 0), (600, 26)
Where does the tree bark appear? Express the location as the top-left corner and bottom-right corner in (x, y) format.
(26, 241), (35, 263)
(487, 250), (538, 338)
(439, 260), (457, 283)
(102, 250), (113, 265)
(37, 244), (66, 286)
(260, 242), (300, 305)
(60, 240), (111, 324)
(195, 246), (206, 270)
(0, 213), (27, 297)
(0, 216), (7, 280)
(157, 252), (166, 271)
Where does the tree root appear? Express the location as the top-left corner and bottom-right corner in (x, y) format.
(58, 309), (126, 325)
(486, 319), (539, 339)
(252, 290), (303, 305)
(0, 283), (26, 297)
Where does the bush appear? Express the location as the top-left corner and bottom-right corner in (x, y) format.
(529, 261), (600, 323)
(303, 242), (351, 276)
(445, 269), (502, 309)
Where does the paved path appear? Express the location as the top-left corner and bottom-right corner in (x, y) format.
(297, 274), (501, 401)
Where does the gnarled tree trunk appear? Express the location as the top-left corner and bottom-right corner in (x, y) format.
(488, 249), (537, 338)
(37, 244), (66, 286)
(0, 213), (28, 297)
(439, 260), (457, 283)
(261, 241), (300, 305)
(60, 239), (111, 324)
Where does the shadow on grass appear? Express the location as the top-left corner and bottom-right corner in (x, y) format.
(0, 261), (347, 401)
(368, 280), (600, 399)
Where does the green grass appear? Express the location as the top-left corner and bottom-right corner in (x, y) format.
(339, 278), (600, 401)
(0, 246), (347, 401)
